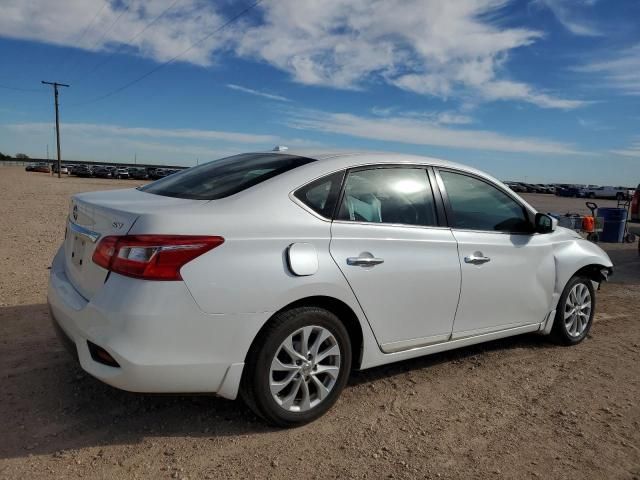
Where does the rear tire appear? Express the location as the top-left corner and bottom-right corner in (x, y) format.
(550, 276), (595, 345)
(240, 307), (352, 427)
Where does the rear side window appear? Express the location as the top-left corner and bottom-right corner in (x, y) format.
(293, 171), (344, 218)
(440, 170), (532, 232)
(336, 167), (437, 226)
(140, 153), (316, 200)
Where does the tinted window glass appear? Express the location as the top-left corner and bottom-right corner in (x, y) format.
(294, 171), (344, 218)
(140, 153), (316, 200)
(440, 170), (531, 232)
(336, 168), (437, 226)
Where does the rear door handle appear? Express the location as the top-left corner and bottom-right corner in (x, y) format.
(464, 253), (491, 265)
(347, 256), (384, 267)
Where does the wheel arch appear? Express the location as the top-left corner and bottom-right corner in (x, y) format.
(244, 295), (365, 371)
(572, 263), (612, 285)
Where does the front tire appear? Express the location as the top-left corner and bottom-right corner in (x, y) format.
(550, 276), (595, 345)
(240, 307), (352, 427)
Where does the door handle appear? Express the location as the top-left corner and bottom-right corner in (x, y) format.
(464, 253), (491, 265)
(347, 256), (384, 267)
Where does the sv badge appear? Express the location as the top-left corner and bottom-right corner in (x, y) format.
(112, 221), (124, 230)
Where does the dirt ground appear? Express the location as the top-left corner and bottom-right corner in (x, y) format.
(0, 166), (638, 480)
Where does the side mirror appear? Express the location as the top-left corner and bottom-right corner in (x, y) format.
(535, 213), (557, 234)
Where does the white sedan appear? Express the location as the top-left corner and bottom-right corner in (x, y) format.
(48, 150), (613, 426)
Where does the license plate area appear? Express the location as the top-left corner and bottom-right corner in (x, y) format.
(71, 234), (87, 267)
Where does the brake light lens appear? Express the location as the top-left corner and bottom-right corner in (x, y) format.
(92, 235), (224, 280)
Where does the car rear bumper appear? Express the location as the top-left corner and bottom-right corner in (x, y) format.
(47, 247), (271, 399)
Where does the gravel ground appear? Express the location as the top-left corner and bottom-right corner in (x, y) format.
(0, 167), (638, 480)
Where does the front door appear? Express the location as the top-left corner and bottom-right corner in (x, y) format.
(329, 166), (461, 353)
(437, 169), (555, 339)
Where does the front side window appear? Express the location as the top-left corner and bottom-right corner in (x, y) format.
(140, 153), (316, 200)
(440, 170), (532, 232)
(336, 167), (437, 226)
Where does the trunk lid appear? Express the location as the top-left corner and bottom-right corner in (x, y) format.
(64, 188), (205, 300)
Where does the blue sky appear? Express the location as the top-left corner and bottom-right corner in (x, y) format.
(0, 0), (638, 184)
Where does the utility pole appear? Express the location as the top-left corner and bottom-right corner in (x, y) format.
(41, 81), (69, 179)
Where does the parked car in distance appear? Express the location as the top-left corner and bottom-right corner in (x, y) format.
(115, 168), (130, 179)
(48, 150), (613, 427)
(92, 167), (113, 179)
(28, 162), (51, 173)
(25, 163), (38, 172)
(556, 184), (586, 197)
(52, 163), (70, 175)
(503, 181), (526, 193)
(149, 168), (168, 180)
(88, 165), (103, 176)
(127, 167), (149, 180)
(71, 164), (93, 177)
(534, 184), (554, 194)
(584, 185), (630, 200)
(516, 182), (546, 193)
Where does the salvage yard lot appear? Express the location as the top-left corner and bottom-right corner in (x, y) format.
(0, 167), (638, 479)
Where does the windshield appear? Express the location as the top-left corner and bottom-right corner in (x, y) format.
(140, 153), (316, 200)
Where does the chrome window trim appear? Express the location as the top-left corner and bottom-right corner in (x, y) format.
(331, 219), (452, 231)
(288, 192), (332, 222)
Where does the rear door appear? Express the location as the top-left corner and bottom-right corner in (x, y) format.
(436, 169), (555, 339)
(329, 166), (461, 353)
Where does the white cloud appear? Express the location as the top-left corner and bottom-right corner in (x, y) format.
(234, 0), (584, 109)
(226, 84), (290, 102)
(0, 0), (228, 67)
(7, 122), (279, 144)
(534, 0), (602, 36)
(286, 108), (582, 155)
(610, 139), (640, 158)
(0, 0), (586, 109)
(480, 80), (589, 109)
(371, 107), (474, 125)
(576, 44), (640, 96)
(577, 117), (612, 131)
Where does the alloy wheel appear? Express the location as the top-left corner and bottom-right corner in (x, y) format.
(269, 325), (341, 413)
(564, 282), (592, 338)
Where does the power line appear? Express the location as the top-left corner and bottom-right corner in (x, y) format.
(86, 0), (132, 53)
(64, 0), (132, 78)
(57, 0), (109, 74)
(73, 0), (182, 83)
(0, 83), (45, 93)
(70, 0), (263, 108)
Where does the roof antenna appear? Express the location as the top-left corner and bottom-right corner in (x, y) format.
(272, 145), (289, 152)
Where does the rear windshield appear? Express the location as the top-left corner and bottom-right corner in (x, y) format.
(139, 153), (316, 200)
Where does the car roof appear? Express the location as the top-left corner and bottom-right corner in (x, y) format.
(239, 149), (537, 213)
(261, 149), (475, 171)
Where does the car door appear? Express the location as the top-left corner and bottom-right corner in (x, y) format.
(436, 169), (555, 339)
(329, 166), (461, 353)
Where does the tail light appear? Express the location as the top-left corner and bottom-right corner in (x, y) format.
(92, 235), (224, 280)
